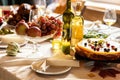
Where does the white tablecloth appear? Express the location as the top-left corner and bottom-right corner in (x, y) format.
(0, 41), (120, 80)
(0, 21), (120, 80)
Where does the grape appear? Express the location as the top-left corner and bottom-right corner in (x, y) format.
(0, 17), (3, 26)
(42, 33), (46, 36)
(51, 20), (56, 24)
(32, 16), (63, 37)
(54, 28), (62, 38)
(41, 29), (47, 34)
(50, 24), (56, 29)
(46, 21), (51, 26)
(39, 16), (47, 24)
(41, 24), (46, 30)
(28, 22), (40, 28)
(49, 30), (55, 35)
(56, 19), (62, 25)
(49, 16), (55, 20)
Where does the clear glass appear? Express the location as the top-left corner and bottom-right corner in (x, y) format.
(87, 8), (117, 31)
(103, 8), (117, 27)
(18, 33), (55, 55)
(33, 0), (46, 16)
(52, 38), (62, 50)
(52, 28), (62, 50)
(29, 10), (38, 22)
(51, 15), (62, 50)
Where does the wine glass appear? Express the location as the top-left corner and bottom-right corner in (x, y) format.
(33, 0), (46, 16)
(103, 8), (117, 28)
(25, 34), (54, 53)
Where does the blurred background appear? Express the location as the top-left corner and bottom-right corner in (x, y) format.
(0, 0), (53, 6)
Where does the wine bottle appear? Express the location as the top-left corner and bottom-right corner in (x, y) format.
(71, 1), (84, 47)
(62, 0), (74, 54)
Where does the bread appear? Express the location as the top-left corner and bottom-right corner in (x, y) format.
(75, 39), (120, 61)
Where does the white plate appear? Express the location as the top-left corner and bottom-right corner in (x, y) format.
(0, 41), (27, 48)
(0, 34), (28, 48)
(30, 59), (71, 75)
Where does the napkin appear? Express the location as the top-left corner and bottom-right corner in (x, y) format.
(31, 58), (80, 72)
(0, 58), (37, 67)
(47, 58), (80, 67)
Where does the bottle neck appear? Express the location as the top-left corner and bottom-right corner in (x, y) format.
(66, 0), (71, 10)
(75, 2), (82, 16)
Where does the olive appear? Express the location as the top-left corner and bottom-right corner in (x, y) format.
(2, 28), (10, 34)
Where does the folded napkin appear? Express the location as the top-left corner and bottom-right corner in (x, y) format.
(31, 58), (80, 72)
(47, 58), (80, 67)
(0, 58), (37, 67)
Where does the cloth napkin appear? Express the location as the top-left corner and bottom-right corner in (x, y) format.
(0, 58), (37, 67)
(31, 58), (80, 72)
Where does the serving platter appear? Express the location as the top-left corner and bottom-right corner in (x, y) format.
(75, 38), (120, 62)
(0, 34), (28, 48)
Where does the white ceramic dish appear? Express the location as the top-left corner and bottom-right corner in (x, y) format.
(0, 32), (53, 48)
(31, 59), (71, 75)
(0, 34), (27, 48)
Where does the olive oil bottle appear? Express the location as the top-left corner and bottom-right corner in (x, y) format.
(71, 1), (84, 47)
(62, 0), (74, 54)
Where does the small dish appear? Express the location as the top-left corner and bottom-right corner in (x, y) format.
(30, 59), (71, 75)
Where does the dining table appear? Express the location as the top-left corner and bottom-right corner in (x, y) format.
(0, 19), (119, 80)
(0, 5), (120, 80)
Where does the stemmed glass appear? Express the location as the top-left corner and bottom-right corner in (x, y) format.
(88, 8), (117, 31)
(28, 9), (56, 55)
(33, 0), (46, 16)
(103, 8), (117, 28)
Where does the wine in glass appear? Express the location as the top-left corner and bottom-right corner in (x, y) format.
(103, 8), (117, 27)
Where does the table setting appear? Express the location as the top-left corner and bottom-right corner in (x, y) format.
(0, 1), (120, 80)
(0, 21), (120, 80)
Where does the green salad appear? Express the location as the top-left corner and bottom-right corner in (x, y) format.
(84, 30), (108, 39)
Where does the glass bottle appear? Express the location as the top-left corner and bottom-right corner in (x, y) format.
(71, 1), (84, 47)
(61, 0), (74, 54)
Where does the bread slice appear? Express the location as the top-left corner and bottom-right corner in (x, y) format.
(75, 39), (120, 61)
